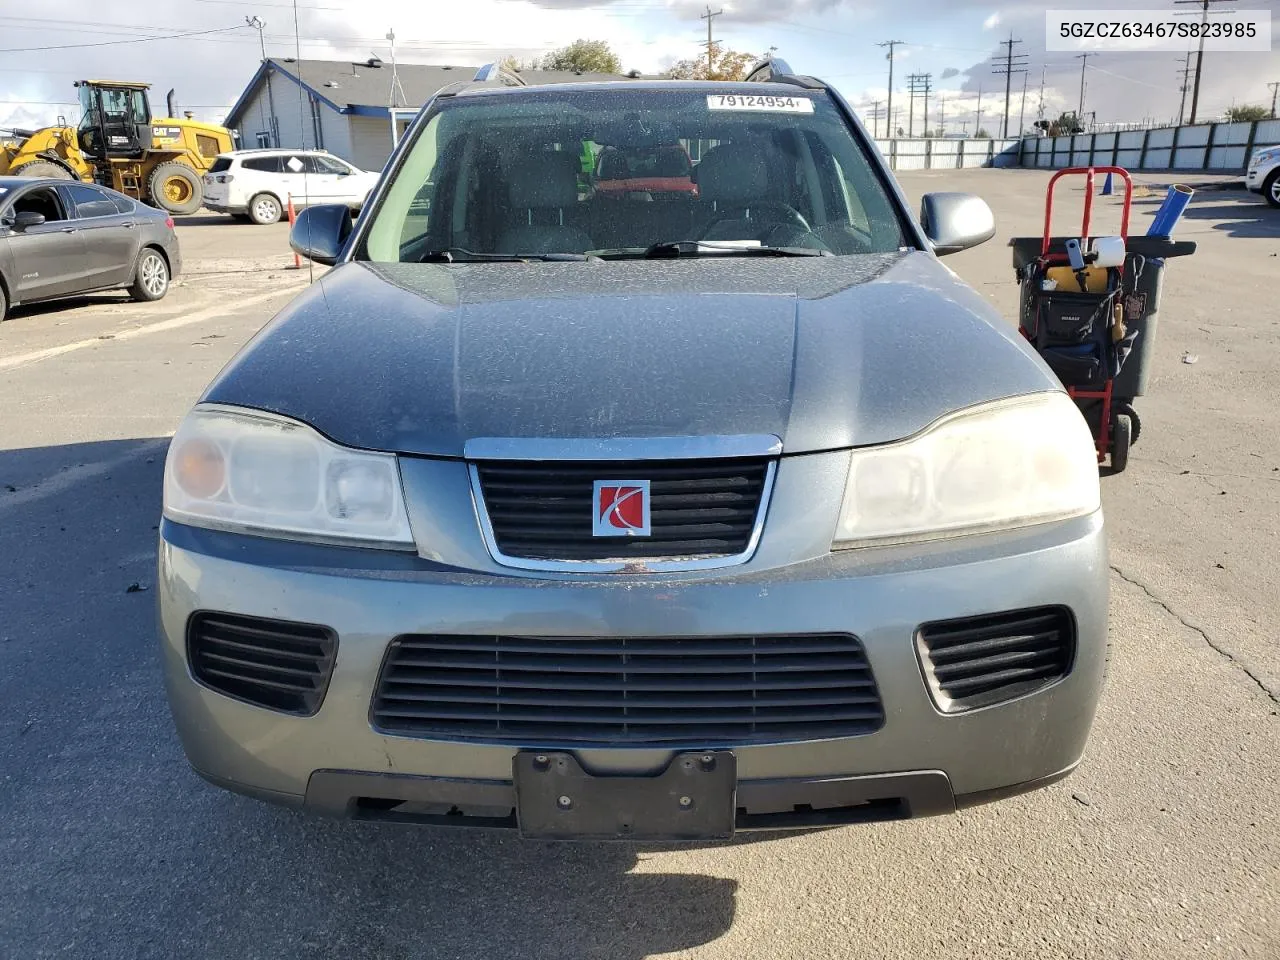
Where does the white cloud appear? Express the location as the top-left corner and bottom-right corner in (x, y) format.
(983, 12), (1001, 30)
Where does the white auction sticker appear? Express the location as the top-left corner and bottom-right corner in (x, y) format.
(286, 156), (305, 172)
(707, 94), (815, 113)
(1046, 9), (1271, 52)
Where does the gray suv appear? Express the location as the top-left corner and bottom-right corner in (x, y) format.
(157, 61), (1106, 841)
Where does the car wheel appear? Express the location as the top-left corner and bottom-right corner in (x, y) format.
(148, 162), (203, 216)
(0, 281), (8, 322)
(1264, 170), (1280, 209)
(129, 248), (170, 302)
(248, 193), (283, 225)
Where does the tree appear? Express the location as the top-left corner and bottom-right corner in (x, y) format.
(974, 128), (992, 139)
(665, 43), (758, 81)
(1043, 111), (1083, 136)
(1225, 104), (1270, 122)
(539, 39), (621, 74)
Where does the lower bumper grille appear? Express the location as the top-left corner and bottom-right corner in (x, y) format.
(372, 633), (884, 745)
(187, 612), (337, 716)
(917, 607), (1075, 712)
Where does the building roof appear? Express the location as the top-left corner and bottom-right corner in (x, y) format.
(224, 58), (630, 128)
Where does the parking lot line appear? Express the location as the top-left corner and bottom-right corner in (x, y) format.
(0, 284), (307, 373)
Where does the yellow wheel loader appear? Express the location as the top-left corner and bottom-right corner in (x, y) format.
(0, 80), (234, 215)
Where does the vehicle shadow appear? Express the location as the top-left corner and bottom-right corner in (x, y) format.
(0, 438), (739, 960)
(3, 290), (133, 320)
(1128, 192), (1277, 239)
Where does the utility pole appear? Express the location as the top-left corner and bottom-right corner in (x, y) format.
(906, 73), (932, 137)
(1075, 53), (1093, 124)
(1175, 0), (1236, 124)
(1037, 66), (1047, 121)
(878, 40), (904, 139)
(975, 85), (983, 136)
(870, 98), (883, 138)
(892, 106), (902, 136)
(246, 16), (277, 147)
(701, 6), (723, 76)
(1018, 72), (1029, 137)
(992, 32), (1028, 139)
(1268, 81), (1279, 119)
(938, 95), (946, 136)
(1177, 54), (1194, 124)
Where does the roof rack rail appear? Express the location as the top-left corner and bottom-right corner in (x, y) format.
(744, 57), (827, 91)
(473, 63), (527, 87)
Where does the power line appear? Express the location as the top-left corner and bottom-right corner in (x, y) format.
(1174, 0), (1237, 124)
(0, 23), (244, 54)
(877, 40), (904, 140)
(991, 32), (1028, 139)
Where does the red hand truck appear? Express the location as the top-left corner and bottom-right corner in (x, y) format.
(1023, 166), (1135, 470)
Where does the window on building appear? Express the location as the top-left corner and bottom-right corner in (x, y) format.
(255, 131), (271, 148)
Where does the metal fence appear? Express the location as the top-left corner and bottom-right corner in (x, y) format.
(1019, 118), (1280, 173)
(873, 138), (1023, 171)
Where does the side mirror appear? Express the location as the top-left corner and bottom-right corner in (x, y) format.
(289, 203), (354, 266)
(10, 210), (47, 230)
(920, 192), (996, 256)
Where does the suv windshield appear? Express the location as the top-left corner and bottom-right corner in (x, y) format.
(362, 86), (907, 262)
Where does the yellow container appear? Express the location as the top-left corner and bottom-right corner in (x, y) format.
(1045, 265), (1110, 294)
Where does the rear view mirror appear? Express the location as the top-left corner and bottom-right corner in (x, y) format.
(10, 210), (47, 230)
(289, 203), (354, 266)
(920, 192), (996, 256)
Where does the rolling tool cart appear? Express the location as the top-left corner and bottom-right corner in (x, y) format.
(1010, 167), (1196, 473)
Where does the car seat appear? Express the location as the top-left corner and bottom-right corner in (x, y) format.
(496, 152), (593, 255)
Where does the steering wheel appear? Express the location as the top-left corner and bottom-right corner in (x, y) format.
(701, 201), (812, 238)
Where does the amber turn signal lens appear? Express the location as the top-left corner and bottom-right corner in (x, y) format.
(174, 437), (225, 499)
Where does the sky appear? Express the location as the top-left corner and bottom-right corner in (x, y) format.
(2, 0), (1278, 138)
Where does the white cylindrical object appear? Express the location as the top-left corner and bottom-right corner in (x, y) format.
(1091, 235), (1126, 268)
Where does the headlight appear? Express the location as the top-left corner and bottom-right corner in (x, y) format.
(1253, 150), (1278, 166)
(833, 392), (1099, 548)
(163, 405), (415, 548)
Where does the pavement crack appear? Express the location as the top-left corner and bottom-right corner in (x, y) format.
(1110, 564), (1279, 706)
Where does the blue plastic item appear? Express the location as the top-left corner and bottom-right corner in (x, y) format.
(1147, 184), (1194, 237)
(1101, 172), (1113, 196)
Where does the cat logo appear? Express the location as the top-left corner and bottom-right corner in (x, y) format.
(152, 126), (183, 144)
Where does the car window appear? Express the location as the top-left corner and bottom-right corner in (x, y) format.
(313, 156), (351, 175)
(280, 155), (308, 174)
(362, 87), (907, 261)
(242, 156), (282, 173)
(112, 195), (136, 215)
(10, 187), (66, 223)
(63, 183), (120, 219)
(209, 157), (233, 174)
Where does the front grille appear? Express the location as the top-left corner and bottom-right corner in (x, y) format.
(372, 633), (884, 745)
(187, 612), (337, 716)
(472, 458), (771, 563)
(917, 607), (1075, 712)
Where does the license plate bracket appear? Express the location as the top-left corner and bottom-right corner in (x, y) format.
(514, 751), (736, 841)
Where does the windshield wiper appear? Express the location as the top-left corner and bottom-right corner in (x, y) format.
(418, 248), (593, 263)
(595, 240), (832, 260)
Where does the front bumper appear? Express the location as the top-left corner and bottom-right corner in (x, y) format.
(158, 501), (1109, 831)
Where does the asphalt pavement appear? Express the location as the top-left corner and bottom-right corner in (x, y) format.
(0, 178), (1276, 960)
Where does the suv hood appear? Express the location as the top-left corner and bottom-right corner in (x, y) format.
(203, 254), (1058, 456)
